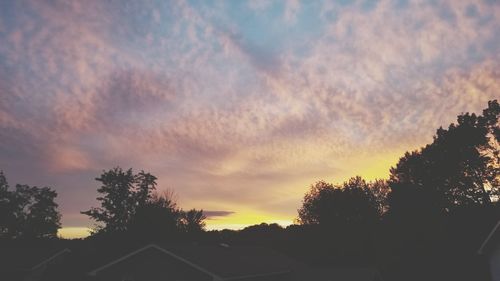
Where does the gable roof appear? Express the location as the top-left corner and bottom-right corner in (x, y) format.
(87, 244), (220, 279)
(0, 242), (70, 271)
(31, 248), (71, 270)
(478, 220), (500, 255)
(0, 242), (71, 281)
(86, 243), (300, 280)
(165, 243), (300, 279)
(0, 240), (381, 281)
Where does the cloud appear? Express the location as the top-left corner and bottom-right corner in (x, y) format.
(204, 210), (235, 219)
(0, 0), (499, 230)
(284, 0), (300, 24)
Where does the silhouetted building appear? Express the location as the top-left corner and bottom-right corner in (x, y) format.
(0, 243), (70, 281)
(0, 241), (382, 281)
(86, 243), (299, 281)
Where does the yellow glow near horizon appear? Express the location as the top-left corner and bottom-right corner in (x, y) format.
(57, 151), (402, 239)
(205, 221), (294, 231)
(58, 227), (92, 239)
(58, 212), (294, 239)
(346, 150), (404, 181)
(57, 219), (293, 239)
(205, 211), (294, 231)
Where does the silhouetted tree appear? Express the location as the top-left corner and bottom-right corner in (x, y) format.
(380, 101), (499, 281)
(385, 182), (446, 243)
(82, 167), (158, 233)
(82, 167), (136, 233)
(390, 100), (499, 211)
(298, 181), (334, 225)
(0, 171), (61, 239)
(134, 171), (158, 206)
(0, 171), (11, 237)
(371, 179), (390, 214)
(297, 176), (380, 227)
(128, 191), (181, 240)
(181, 209), (206, 234)
(0, 170), (7, 192)
(241, 223), (283, 234)
(295, 177), (383, 266)
(237, 223), (285, 246)
(17, 185), (61, 238)
(386, 182), (443, 220)
(82, 167), (204, 240)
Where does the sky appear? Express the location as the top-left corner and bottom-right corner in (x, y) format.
(0, 0), (499, 239)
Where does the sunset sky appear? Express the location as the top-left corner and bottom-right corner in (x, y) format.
(0, 0), (499, 238)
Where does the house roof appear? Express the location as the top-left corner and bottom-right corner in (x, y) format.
(0, 241), (72, 281)
(478, 220), (500, 255)
(166, 243), (302, 278)
(0, 239), (381, 281)
(86, 242), (303, 279)
(88, 244), (220, 279)
(0, 241), (69, 271)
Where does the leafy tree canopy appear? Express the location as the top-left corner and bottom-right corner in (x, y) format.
(390, 100), (499, 211)
(0, 171), (61, 239)
(297, 176), (386, 227)
(82, 167), (158, 233)
(181, 209), (207, 234)
(83, 167), (207, 238)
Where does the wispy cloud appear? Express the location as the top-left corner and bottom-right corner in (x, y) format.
(204, 211), (235, 219)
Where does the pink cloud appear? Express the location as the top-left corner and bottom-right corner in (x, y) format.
(0, 0), (499, 229)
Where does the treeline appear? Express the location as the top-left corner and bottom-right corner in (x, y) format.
(0, 168), (206, 240)
(0, 100), (498, 280)
(298, 99), (499, 229)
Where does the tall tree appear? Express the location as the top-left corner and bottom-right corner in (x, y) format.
(0, 171), (11, 236)
(82, 167), (159, 233)
(134, 171), (157, 206)
(390, 100), (499, 211)
(0, 171), (7, 192)
(83, 168), (210, 238)
(297, 177), (381, 227)
(82, 167), (136, 233)
(0, 171), (61, 239)
(18, 185), (61, 238)
(298, 181), (335, 225)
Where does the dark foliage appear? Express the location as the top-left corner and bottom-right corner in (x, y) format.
(381, 100), (499, 280)
(128, 192), (181, 241)
(390, 100), (499, 211)
(82, 167), (207, 239)
(290, 100), (499, 280)
(297, 176), (384, 227)
(81, 167), (158, 233)
(181, 209), (207, 234)
(0, 171), (61, 239)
